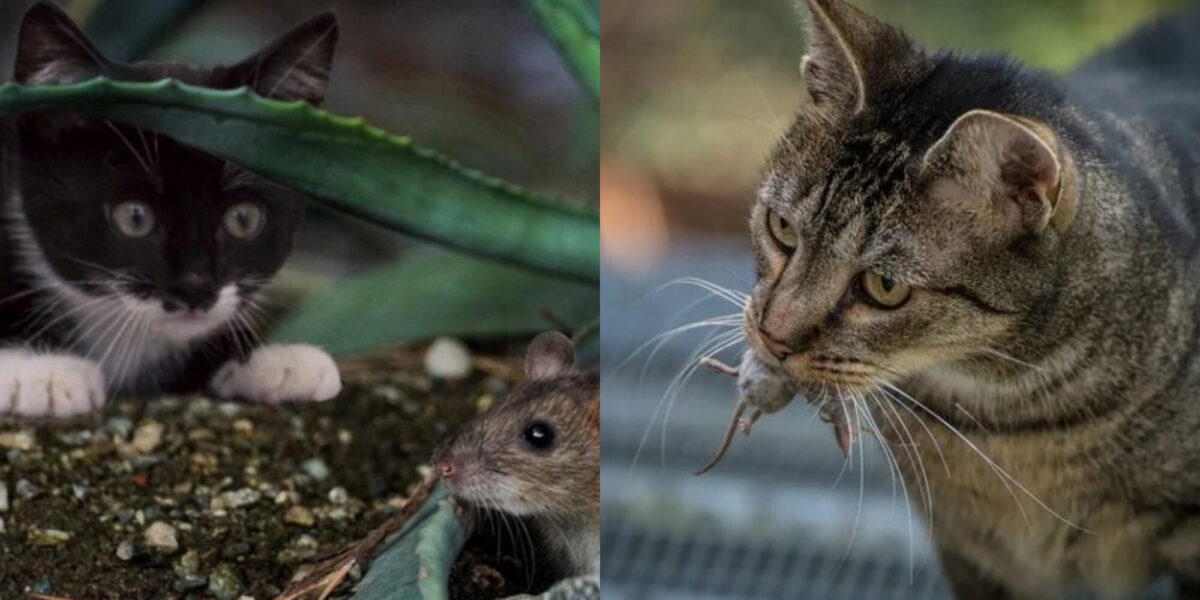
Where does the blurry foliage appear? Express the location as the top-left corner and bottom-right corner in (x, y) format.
(602, 0), (1192, 234)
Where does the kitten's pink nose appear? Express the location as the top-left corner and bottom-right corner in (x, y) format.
(758, 329), (794, 361)
(437, 457), (457, 479)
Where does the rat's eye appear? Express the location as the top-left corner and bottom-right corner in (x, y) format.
(224, 202), (264, 240)
(522, 421), (555, 450)
(861, 270), (911, 308)
(111, 201), (155, 238)
(767, 209), (798, 250)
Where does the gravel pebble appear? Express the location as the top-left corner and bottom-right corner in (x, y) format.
(0, 482), (8, 512)
(27, 527), (71, 546)
(115, 541), (137, 561)
(300, 458), (330, 481)
(284, 505), (315, 527)
(0, 431), (35, 451)
(175, 549), (201, 576)
(212, 488), (261, 511)
(327, 486), (349, 504)
(132, 421), (165, 454)
(144, 521), (179, 554)
(208, 563), (243, 600)
(175, 575), (208, 592)
(14, 479), (39, 500)
(424, 337), (472, 380)
(105, 417), (134, 438)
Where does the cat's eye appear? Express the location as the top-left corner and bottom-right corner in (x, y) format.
(223, 203), (264, 240)
(111, 202), (155, 238)
(861, 270), (911, 308)
(767, 209), (798, 250)
(522, 421), (555, 450)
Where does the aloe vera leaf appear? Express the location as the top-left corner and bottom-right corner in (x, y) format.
(352, 485), (470, 600)
(273, 249), (597, 355)
(0, 78), (598, 282)
(524, 0), (599, 103)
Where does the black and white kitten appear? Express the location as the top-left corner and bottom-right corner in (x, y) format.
(0, 2), (342, 417)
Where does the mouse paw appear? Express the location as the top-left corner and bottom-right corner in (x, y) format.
(0, 352), (106, 418)
(210, 344), (342, 404)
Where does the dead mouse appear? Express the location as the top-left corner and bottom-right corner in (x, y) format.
(434, 331), (600, 578)
(695, 349), (854, 475)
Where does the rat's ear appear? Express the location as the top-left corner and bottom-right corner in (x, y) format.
(235, 11), (339, 105)
(525, 331), (575, 379)
(922, 109), (1077, 235)
(14, 1), (111, 85)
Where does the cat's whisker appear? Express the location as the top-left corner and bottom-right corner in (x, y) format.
(877, 380), (1093, 534)
(979, 347), (1050, 372)
(629, 325), (745, 470)
(657, 276), (750, 307)
(655, 330), (746, 466)
(832, 389), (867, 579)
(615, 313), (741, 375)
(866, 388), (926, 581)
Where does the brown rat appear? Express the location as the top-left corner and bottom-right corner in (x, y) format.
(433, 331), (600, 578)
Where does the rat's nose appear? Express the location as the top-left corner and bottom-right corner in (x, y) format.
(437, 457), (457, 479)
(758, 329), (794, 361)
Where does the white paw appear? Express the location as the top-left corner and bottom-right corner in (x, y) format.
(210, 344), (342, 404)
(0, 352), (106, 418)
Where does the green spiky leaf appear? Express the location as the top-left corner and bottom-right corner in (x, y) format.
(274, 249), (597, 355)
(0, 78), (598, 282)
(352, 485), (470, 600)
(524, 0), (599, 103)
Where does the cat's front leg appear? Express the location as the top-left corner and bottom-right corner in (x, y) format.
(937, 547), (1014, 600)
(0, 350), (106, 417)
(209, 343), (341, 404)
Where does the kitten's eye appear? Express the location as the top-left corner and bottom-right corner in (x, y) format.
(111, 202), (155, 238)
(767, 210), (798, 250)
(522, 421), (555, 450)
(224, 203), (264, 240)
(861, 270), (911, 308)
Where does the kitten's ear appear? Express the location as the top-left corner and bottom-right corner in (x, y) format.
(236, 12), (339, 105)
(923, 109), (1078, 234)
(14, 1), (110, 85)
(525, 332), (575, 380)
(800, 0), (923, 116)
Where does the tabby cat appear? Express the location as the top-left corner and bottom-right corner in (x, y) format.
(743, 0), (1200, 598)
(0, 2), (342, 417)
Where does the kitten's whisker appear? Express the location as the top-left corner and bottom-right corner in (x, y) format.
(104, 121), (155, 175)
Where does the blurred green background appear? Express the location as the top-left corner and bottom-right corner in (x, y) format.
(599, 0), (1193, 272)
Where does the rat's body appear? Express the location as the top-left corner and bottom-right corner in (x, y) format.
(434, 332), (600, 579)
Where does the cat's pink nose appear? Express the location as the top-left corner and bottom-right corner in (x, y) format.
(758, 329), (794, 361)
(437, 457), (457, 479)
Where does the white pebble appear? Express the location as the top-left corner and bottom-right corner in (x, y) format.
(145, 521), (179, 554)
(423, 337), (472, 380)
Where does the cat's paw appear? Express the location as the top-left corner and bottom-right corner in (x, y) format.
(0, 352), (106, 418)
(210, 344), (342, 404)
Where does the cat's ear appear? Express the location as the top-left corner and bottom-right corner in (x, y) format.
(525, 332), (575, 379)
(14, 1), (111, 85)
(800, 0), (923, 116)
(235, 12), (339, 105)
(922, 109), (1078, 234)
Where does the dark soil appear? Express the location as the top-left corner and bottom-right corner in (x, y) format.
(0, 354), (522, 600)
(449, 512), (560, 599)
